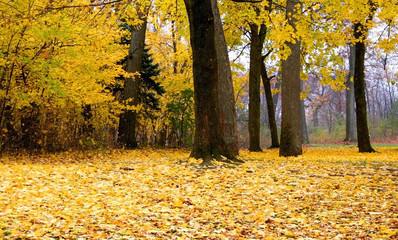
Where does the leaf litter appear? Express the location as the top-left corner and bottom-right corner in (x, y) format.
(0, 147), (397, 239)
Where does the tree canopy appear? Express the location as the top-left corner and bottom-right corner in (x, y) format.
(0, 0), (397, 152)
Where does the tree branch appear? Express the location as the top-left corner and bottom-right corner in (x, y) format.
(261, 48), (273, 61)
(47, 0), (127, 10)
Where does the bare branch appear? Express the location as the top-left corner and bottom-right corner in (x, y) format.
(47, 0), (127, 10)
(232, 42), (250, 63)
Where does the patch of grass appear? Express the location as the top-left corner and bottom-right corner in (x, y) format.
(307, 143), (398, 148)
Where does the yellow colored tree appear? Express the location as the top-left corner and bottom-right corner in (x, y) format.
(0, 0), (131, 150)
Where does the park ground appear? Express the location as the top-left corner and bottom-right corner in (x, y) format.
(0, 146), (397, 239)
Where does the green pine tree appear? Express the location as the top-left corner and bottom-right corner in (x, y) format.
(139, 47), (165, 117)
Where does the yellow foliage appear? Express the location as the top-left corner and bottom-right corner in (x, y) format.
(0, 0), (134, 149)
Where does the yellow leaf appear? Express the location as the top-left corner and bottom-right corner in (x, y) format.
(174, 198), (183, 208)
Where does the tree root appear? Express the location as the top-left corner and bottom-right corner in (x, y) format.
(268, 145), (280, 149)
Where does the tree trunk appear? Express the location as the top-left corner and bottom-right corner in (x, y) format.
(82, 104), (93, 136)
(248, 23), (262, 152)
(261, 62), (279, 148)
(344, 44), (357, 142)
(280, 0), (302, 157)
(273, 72), (281, 111)
(184, 0), (239, 163)
(21, 105), (40, 149)
(353, 22), (375, 153)
(213, 0), (239, 156)
(118, 18), (147, 149)
(313, 105), (320, 127)
(300, 81), (310, 144)
(273, 73), (281, 124)
(157, 124), (167, 147)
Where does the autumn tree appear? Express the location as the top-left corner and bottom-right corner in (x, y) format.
(301, 80), (310, 144)
(118, 2), (151, 149)
(344, 44), (357, 142)
(145, 0), (196, 147)
(248, 21), (263, 152)
(0, 0), (128, 150)
(279, 0), (302, 157)
(114, 42), (165, 146)
(353, 19), (375, 152)
(261, 60), (280, 148)
(224, 0), (279, 150)
(184, 0), (239, 162)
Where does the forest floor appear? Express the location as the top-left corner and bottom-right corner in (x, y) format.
(0, 147), (397, 239)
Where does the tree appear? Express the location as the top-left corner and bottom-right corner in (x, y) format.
(248, 22), (263, 152)
(184, 0), (240, 162)
(146, 0), (194, 148)
(138, 47), (165, 116)
(353, 10), (375, 153)
(118, 13), (148, 149)
(279, 0), (302, 157)
(301, 80), (310, 144)
(344, 44), (357, 142)
(0, 0), (127, 151)
(261, 61), (279, 148)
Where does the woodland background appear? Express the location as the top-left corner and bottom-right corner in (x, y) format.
(0, 0), (397, 152)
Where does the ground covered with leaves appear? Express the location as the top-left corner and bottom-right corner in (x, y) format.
(0, 147), (397, 239)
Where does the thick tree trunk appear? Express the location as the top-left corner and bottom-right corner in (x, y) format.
(344, 44), (357, 142)
(184, 0), (239, 162)
(118, 18), (147, 149)
(300, 81), (310, 144)
(353, 22), (375, 153)
(261, 62), (279, 148)
(280, 0), (302, 157)
(213, 0), (239, 156)
(248, 23), (262, 152)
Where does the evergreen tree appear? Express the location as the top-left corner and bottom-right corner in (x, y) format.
(114, 29), (164, 118)
(139, 47), (165, 117)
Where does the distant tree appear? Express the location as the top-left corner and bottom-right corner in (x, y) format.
(261, 61), (279, 148)
(165, 89), (194, 147)
(301, 80), (310, 145)
(344, 44), (357, 142)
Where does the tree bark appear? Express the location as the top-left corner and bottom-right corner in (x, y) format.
(248, 23), (262, 152)
(353, 22), (375, 153)
(261, 62), (279, 148)
(212, 0), (239, 156)
(280, 0), (302, 157)
(118, 18), (147, 149)
(344, 44), (357, 142)
(184, 0), (239, 163)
